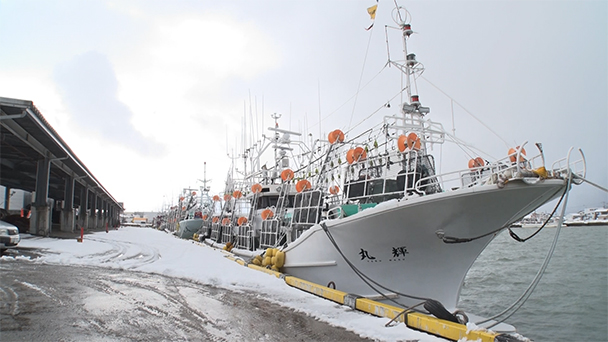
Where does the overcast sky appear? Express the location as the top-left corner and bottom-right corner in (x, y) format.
(1, 0), (606, 212)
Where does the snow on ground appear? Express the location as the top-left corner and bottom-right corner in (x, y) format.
(4, 227), (445, 342)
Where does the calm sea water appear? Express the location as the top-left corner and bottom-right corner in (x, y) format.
(459, 225), (608, 342)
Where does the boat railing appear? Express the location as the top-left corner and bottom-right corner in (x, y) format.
(415, 147), (550, 192)
(220, 221), (233, 244)
(260, 218), (281, 249)
(341, 150), (440, 202)
(383, 115), (446, 146)
(210, 221), (221, 241)
(289, 190), (324, 238)
(234, 220), (256, 250)
(551, 147), (586, 179)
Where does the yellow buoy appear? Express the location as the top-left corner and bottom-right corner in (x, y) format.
(274, 251), (285, 268)
(262, 256), (272, 266)
(266, 248), (275, 257)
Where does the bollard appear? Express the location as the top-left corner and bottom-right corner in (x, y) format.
(78, 226), (84, 243)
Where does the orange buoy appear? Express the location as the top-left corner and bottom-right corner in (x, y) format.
(397, 134), (408, 152)
(181, 206), (186, 211)
(407, 132), (421, 150)
(222, 217), (231, 225)
(468, 157), (485, 169)
(508, 146), (527, 163)
(296, 179), (312, 192)
(353, 147), (367, 162)
(213, 195), (220, 201)
(202, 214), (209, 221)
(237, 217), (248, 226)
(224, 194), (232, 201)
(329, 185), (340, 195)
(212, 216), (219, 223)
(281, 169), (294, 181)
(179, 196), (185, 202)
(328, 129), (345, 145)
(261, 209), (274, 220)
(233, 190), (243, 199)
(346, 149), (356, 164)
(191, 191), (196, 196)
(251, 183), (263, 194)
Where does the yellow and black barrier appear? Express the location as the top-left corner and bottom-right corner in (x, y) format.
(220, 251), (519, 342)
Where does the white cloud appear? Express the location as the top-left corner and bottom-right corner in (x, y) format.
(1, 1), (605, 212)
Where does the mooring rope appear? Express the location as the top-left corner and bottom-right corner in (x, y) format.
(478, 173), (573, 327)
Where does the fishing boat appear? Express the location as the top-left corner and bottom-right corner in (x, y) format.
(564, 207), (608, 226)
(510, 211), (560, 228)
(202, 3), (586, 332)
(176, 163), (215, 239)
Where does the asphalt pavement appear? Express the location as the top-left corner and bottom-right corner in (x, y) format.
(1, 247), (377, 342)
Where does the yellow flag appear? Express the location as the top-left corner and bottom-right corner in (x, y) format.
(367, 4), (378, 20)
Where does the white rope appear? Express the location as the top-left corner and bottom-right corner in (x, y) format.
(478, 174), (572, 327)
(348, 26), (376, 131)
(420, 75), (511, 149)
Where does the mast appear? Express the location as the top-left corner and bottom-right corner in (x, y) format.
(271, 112), (282, 178)
(388, 5), (431, 154)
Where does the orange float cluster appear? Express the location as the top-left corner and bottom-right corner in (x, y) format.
(281, 169), (294, 181)
(346, 147), (367, 164)
(468, 157), (485, 169)
(328, 129), (345, 145)
(397, 132), (421, 152)
(508, 146), (527, 162)
(296, 179), (311, 192)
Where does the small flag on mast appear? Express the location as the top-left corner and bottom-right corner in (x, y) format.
(367, 4), (378, 19)
(366, 3), (378, 30)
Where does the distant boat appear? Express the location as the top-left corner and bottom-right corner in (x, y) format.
(565, 207), (608, 226)
(176, 164), (215, 240)
(511, 211), (560, 228)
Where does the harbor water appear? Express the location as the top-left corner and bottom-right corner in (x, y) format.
(459, 225), (607, 342)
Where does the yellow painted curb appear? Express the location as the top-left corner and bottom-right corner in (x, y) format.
(214, 245), (509, 342)
(284, 276), (347, 304)
(246, 263), (282, 278)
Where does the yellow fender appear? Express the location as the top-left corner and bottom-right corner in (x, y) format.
(262, 256), (272, 266)
(251, 255), (262, 266)
(274, 251), (285, 268)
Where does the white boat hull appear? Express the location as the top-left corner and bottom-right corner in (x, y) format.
(177, 218), (204, 239)
(282, 178), (566, 310)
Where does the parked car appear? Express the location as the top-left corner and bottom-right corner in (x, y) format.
(0, 220), (21, 252)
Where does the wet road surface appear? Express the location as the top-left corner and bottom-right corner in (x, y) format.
(1, 248), (376, 342)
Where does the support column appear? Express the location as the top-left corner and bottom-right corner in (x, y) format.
(92, 194), (98, 229)
(109, 206), (114, 228)
(30, 158), (51, 236)
(3, 187), (9, 210)
(102, 200), (108, 229)
(80, 186), (89, 230)
(60, 176), (75, 232)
